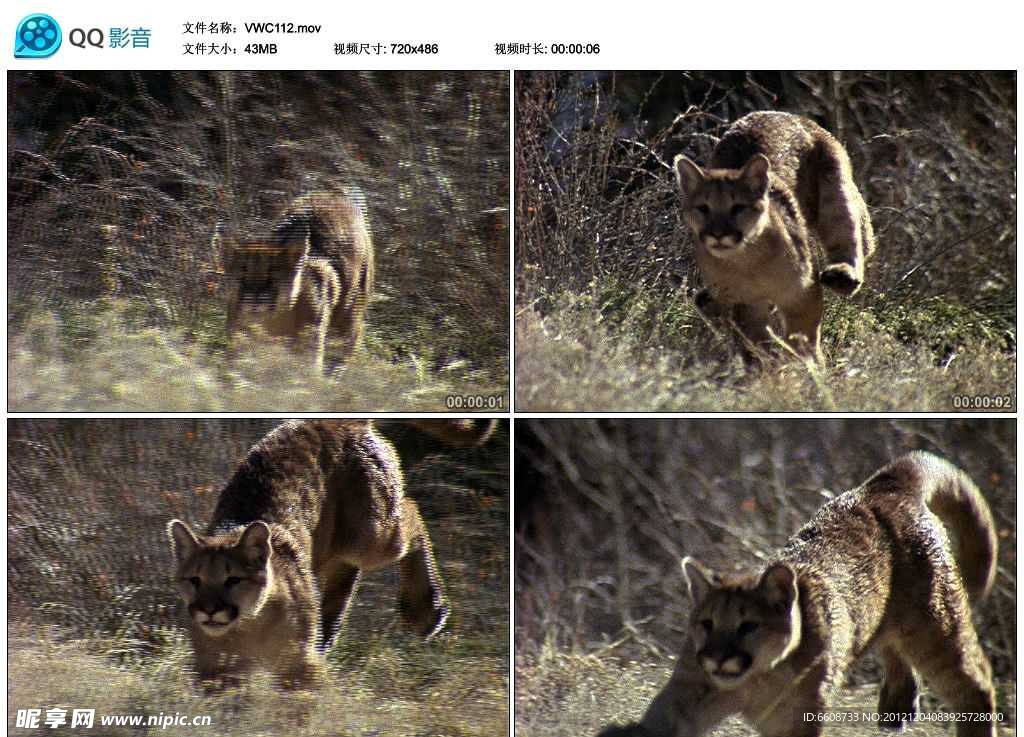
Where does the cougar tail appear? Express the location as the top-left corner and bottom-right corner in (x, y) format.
(402, 420), (497, 447)
(867, 451), (997, 601)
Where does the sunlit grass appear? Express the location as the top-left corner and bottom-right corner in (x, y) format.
(515, 650), (1016, 737)
(8, 624), (508, 737)
(7, 300), (507, 412)
(515, 282), (1015, 412)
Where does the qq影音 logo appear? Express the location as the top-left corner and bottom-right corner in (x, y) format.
(15, 14), (62, 58)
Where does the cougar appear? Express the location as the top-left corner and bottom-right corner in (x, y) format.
(224, 191), (374, 373)
(598, 451), (998, 737)
(675, 111), (876, 363)
(168, 419), (495, 690)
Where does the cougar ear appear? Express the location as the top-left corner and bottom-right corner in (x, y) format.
(740, 154), (771, 198)
(237, 521), (272, 567)
(681, 556), (717, 602)
(757, 562), (798, 608)
(168, 520), (199, 562)
(674, 155), (705, 200)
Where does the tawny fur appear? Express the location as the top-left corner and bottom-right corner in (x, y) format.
(675, 111), (876, 364)
(225, 191), (374, 374)
(599, 451), (997, 737)
(168, 419), (494, 691)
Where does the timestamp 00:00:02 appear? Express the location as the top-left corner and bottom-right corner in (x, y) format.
(950, 393), (1013, 410)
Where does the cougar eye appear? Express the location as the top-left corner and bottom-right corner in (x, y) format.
(700, 619), (713, 633)
(737, 621), (759, 636)
(187, 576), (201, 588)
(224, 576), (243, 588)
(696, 204), (711, 216)
(730, 204), (747, 216)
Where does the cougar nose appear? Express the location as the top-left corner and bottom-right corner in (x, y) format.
(706, 223), (735, 241)
(190, 600), (217, 618)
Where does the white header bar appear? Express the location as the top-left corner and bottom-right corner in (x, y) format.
(5, 0), (1021, 70)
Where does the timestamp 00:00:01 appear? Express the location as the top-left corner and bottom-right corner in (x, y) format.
(444, 394), (505, 410)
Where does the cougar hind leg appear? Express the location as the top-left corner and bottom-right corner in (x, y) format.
(877, 646), (919, 731)
(395, 498), (449, 639)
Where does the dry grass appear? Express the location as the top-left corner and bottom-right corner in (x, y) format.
(514, 419), (1016, 734)
(8, 301), (506, 411)
(515, 292), (1014, 412)
(9, 625), (508, 737)
(515, 650), (1016, 737)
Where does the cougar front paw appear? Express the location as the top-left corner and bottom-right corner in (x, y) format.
(694, 289), (727, 318)
(820, 264), (862, 296)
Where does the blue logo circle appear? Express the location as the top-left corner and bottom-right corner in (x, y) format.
(14, 14), (62, 58)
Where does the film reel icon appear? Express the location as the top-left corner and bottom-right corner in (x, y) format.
(15, 14), (62, 58)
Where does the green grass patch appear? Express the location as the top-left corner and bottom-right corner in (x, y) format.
(516, 279), (1015, 412)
